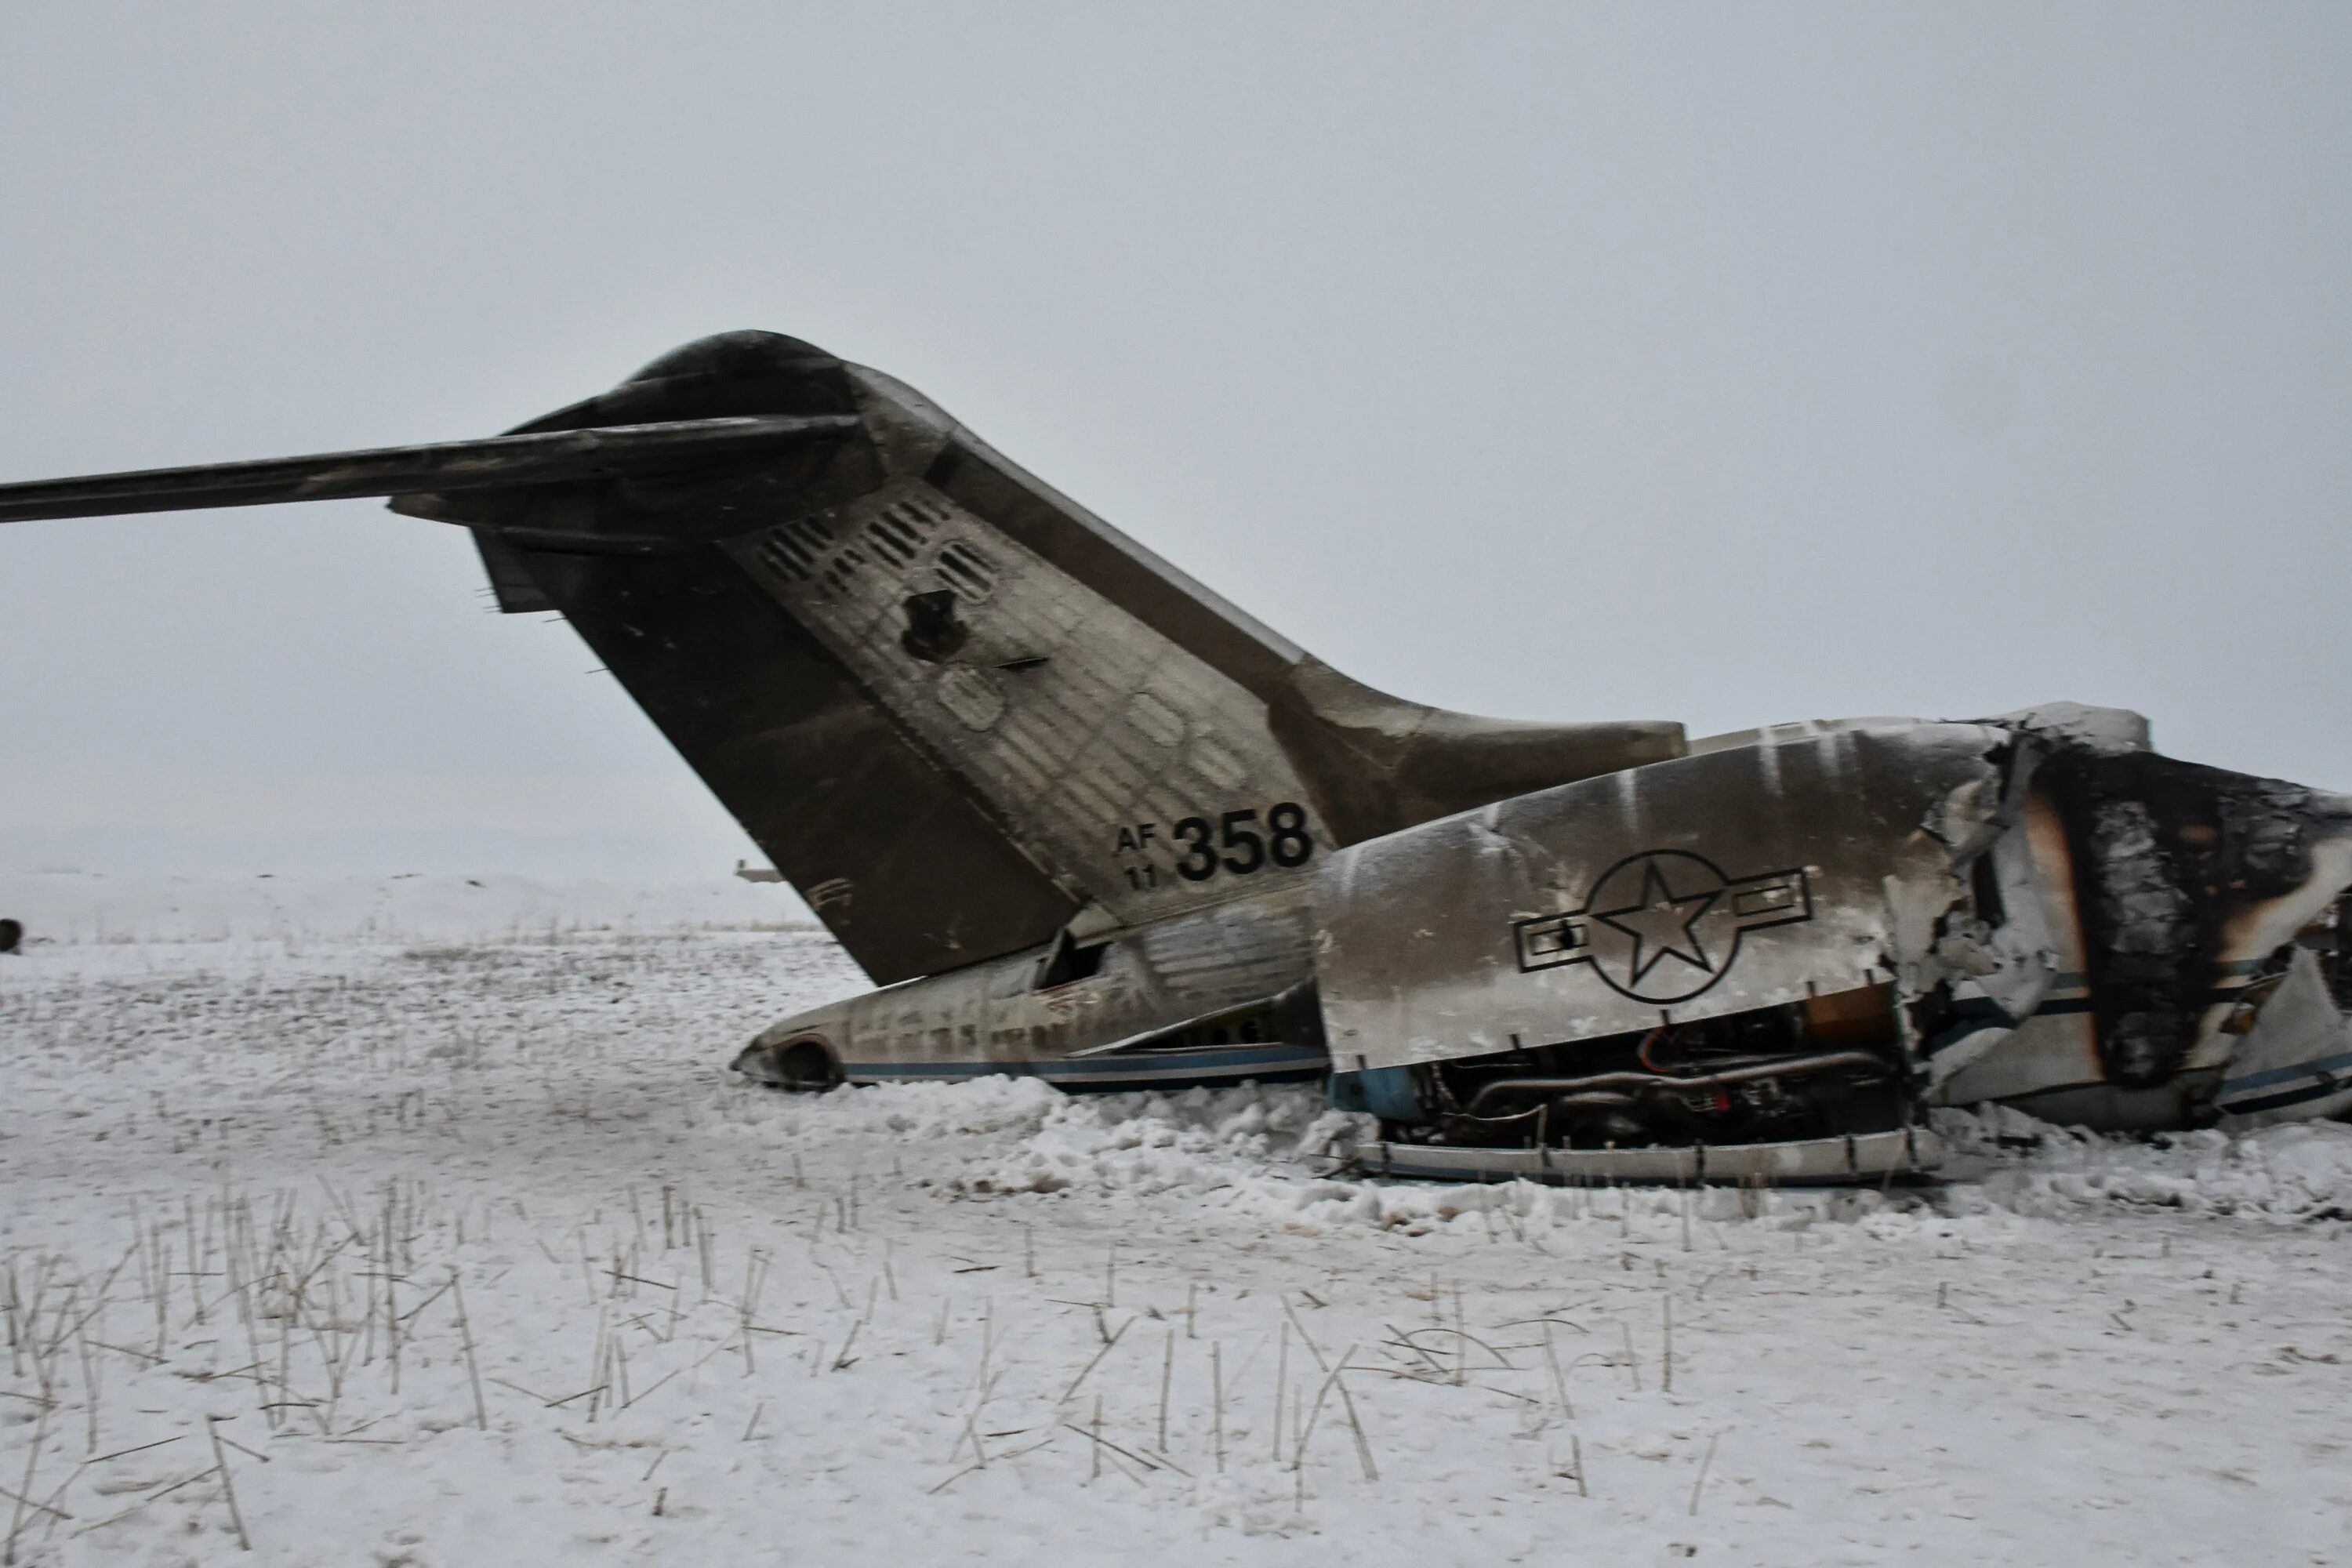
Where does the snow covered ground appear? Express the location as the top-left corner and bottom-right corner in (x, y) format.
(0, 870), (811, 946)
(2, 881), (2350, 1565)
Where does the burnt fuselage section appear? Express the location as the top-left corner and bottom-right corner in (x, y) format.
(1319, 708), (2352, 1171)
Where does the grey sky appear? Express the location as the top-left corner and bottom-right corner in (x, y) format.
(4, 3), (2347, 880)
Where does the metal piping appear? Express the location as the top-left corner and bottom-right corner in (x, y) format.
(1447, 1090), (1640, 1126)
(1459, 1050), (1889, 1120)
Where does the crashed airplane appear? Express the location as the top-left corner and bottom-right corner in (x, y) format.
(6, 330), (2349, 1183)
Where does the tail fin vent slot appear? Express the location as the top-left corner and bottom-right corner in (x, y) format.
(898, 492), (955, 527)
(864, 503), (935, 568)
(935, 539), (997, 602)
(821, 545), (870, 597)
(756, 516), (838, 586)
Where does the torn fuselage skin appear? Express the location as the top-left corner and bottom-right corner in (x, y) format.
(730, 883), (1327, 1095)
(1319, 706), (2352, 1158)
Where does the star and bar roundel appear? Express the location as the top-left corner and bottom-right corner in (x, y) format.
(1512, 850), (1813, 1004)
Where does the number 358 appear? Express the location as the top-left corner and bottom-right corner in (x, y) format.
(1171, 803), (1314, 882)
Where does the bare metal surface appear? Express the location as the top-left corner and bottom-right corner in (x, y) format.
(739, 883), (1322, 1081)
(1317, 720), (2009, 1075)
(1356, 1127), (1943, 1185)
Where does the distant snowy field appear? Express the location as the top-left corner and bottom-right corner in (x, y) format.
(2, 878), (2349, 1566)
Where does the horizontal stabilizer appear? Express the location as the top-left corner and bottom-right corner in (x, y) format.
(0, 414), (858, 524)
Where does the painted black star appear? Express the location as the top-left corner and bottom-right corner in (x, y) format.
(1595, 861), (1719, 985)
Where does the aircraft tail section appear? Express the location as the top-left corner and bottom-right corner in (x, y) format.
(397, 332), (1683, 980)
(0, 327), (1679, 983)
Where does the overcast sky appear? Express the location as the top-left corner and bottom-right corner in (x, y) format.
(3, 3), (2347, 881)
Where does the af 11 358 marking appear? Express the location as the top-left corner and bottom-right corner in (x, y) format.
(1115, 802), (1315, 889)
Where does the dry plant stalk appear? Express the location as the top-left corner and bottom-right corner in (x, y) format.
(1688, 1432), (1719, 1515)
(1282, 1294), (1329, 1376)
(1210, 1342), (1225, 1473)
(452, 1270), (487, 1429)
(74, 1323), (100, 1456)
(1157, 1329), (1174, 1454)
(1661, 1291), (1674, 1394)
(1057, 1317), (1131, 1404)
(1290, 1341), (1366, 1476)
(205, 1418), (251, 1552)
(1271, 1322), (1289, 1461)
(5, 1403), (49, 1566)
(1334, 1367), (1377, 1481)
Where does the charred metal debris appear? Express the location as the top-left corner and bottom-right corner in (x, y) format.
(1319, 705), (2352, 1175)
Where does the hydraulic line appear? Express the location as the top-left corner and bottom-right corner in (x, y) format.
(1458, 1050), (1889, 1120)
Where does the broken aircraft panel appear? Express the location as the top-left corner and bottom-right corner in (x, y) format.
(1321, 705), (2352, 1174)
(731, 883), (1326, 1093)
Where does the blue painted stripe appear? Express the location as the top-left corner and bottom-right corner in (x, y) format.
(2220, 1047), (2352, 1096)
(2217, 1075), (2352, 1116)
(844, 1045), (1328, 1084)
